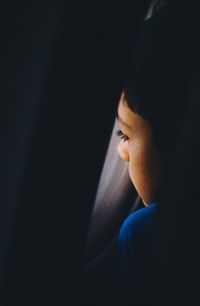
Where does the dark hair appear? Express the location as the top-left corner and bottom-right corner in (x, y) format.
(123, 3), (188, 149)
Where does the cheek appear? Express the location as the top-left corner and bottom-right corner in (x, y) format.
(128, 145), (161, 205)
(117, 141), (129, 162)
(128, 161), (150, 201)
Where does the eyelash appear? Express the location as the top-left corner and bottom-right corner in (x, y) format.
(116, 130), (129, 142)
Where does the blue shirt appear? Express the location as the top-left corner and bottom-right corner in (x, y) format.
(118, 202), (158, 273)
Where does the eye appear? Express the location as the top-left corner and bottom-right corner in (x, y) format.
(116, 130), (129, 142)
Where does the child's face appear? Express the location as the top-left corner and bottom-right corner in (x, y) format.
(117, 93), (162, 205)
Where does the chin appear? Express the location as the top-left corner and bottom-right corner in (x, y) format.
(142, 199), (149, 206)
(142, 197), (154, 206)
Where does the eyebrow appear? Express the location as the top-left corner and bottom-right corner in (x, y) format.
(116, 112), (131, 129)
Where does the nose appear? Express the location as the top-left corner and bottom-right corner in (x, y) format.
(117, 141), (129, 162)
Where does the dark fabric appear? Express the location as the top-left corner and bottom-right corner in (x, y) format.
(118, 203), (158, 306)
(118, 202), (158, 272)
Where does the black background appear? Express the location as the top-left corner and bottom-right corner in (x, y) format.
(1, 1), (200, 305)
(0, 1), (148, 305)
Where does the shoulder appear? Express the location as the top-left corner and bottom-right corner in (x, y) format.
(119, 203), (158, 243)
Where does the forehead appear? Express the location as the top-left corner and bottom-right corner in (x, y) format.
(117, 95), (153, 137)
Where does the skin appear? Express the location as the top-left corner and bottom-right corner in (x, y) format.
(117, 93), (162, 206)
